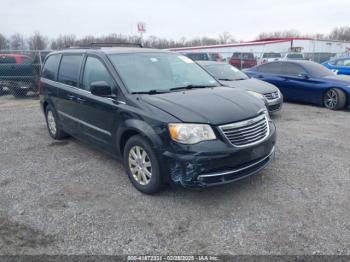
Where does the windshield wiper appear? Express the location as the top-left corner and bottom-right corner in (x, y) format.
(218, 78), (235, 81)
(170, 84), (217, 91)
(218, 78), (247, 81)
(131, 89), (170, 95)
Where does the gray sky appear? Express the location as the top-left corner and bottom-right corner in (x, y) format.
(1, 0), (349, 41)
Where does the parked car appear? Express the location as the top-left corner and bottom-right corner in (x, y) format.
(40, 46), (276, 194)
(0, 54), (39, 97)
(322, 57), (350, 75)
(258, 52), (282, 64)
(282, 52), (305, 60)
(244, 60), (350, 110)
(183, 52), (224, 62)
(197, 61), (283, 113)
(229, 52), (257, 69)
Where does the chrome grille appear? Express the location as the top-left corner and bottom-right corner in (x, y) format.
(264, 91), (279, 100)
(219, 114), (269, 147)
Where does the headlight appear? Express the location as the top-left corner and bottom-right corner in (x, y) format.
(248, 91), (268, 105)
(247, 91), (264, 100)
(263, 109), (271, 120)
(168, 123), (216, 144)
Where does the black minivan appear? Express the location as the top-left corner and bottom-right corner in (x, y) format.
(40, 46), (276, 194)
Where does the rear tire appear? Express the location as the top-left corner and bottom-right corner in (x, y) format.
(324, 88), (346, 110)
(123, 135), (163, 194)
(45, 105), (69, 140)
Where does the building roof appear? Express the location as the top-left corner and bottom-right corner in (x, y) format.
(168, 37), (350, 52)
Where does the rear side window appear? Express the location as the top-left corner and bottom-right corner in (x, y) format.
(283, 63), (306, 76)
(42, 55), (61, 80)
(0, 56), (16, 64)
(58, 55), (83, 87)
(258, 62), (283, 74)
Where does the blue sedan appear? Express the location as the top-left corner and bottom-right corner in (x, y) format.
(322, 57), (350, 76)
(244, 60), (350, 110)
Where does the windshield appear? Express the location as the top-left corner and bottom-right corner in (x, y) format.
(304, 62), (335, 77)
(263, 53), (282, 58)
(287, 53), (303, 59)
(232, 53), (254, 60)
(204, 63), (249, 81)
(108, 52), (218, 92)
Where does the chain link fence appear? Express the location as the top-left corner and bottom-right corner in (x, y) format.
(183, 51), (349, 70)
(0, 50), (51, 98)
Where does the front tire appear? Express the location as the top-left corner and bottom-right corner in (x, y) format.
(123, 135), (163, 194)
(324, 88), (346, 110)
(45, 105), (68, 140)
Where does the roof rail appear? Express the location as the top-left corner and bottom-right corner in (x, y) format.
(90, 42), (143, 48)
(68, 42), (143, 49)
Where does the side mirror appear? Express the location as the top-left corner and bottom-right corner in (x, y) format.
(90, 81), (114, 97)
(298, 73), (309, 79)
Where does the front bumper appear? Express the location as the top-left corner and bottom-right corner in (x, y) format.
(162, 121), (276, 188)
(267, 95), (283, 113)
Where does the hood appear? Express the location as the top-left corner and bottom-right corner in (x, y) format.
(324, 74), (350, 85)
(219, 78), (279, 94)
(141, 87), (265, 125)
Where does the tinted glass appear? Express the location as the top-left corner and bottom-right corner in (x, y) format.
(42, 54), (61, 80)
(303, 62), (334, 77)
(263, 53), (281, 58)
(232, 53), (254, 60)
(58, 55), (83, 87)
(204, 64), (248, 81)
(257, 62), (283, 74)
(21, 57), (32, 65)
(336, 59), (350, 66)
(0, 56), (16, 64)
(108, 53), (218, 92)
(82, 56), (114, 91)
(287, 53), (303, 59)
(185, 53), (209, 61)
(283, 63), (306, 76)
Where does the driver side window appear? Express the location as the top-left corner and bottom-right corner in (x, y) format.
(82, 56), (114, 91)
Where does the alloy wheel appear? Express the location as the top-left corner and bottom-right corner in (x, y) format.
(128, 145), (152, 185)
(47, 110), (57, 135)
(324, 90), (338, 109)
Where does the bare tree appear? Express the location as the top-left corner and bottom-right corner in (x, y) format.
(256, 30), (301, 40)
(27, 31), (48, 50)
(329, 27), (350, 41)
(0, 33), (9, 50)
(218, 32), (235, 44)
(51, 34), (76, 49)
(10, 33), (25, 50)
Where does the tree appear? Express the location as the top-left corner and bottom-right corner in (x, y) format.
(329, 27), (350, 41)
(27, 31), (48, 50)
(256, 30), (301, 40)
(51, 34), (76, 49)
(218, 32), (235, 44)
(10, 33), (25, 50)
(0, 33), (8, 50)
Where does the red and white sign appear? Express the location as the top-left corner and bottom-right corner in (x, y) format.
(137, 22), (146, 33)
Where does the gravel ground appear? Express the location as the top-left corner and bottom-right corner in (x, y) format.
(0, 95), (349, 255)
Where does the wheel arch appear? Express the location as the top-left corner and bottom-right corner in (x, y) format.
(116, 119), (164, 157)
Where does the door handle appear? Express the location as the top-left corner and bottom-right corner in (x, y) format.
(76, 97), (86, 103)
(67, 94), (75, 100)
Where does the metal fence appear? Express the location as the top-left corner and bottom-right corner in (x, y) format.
(0, 49), (348, 99)
(0, 50), (51, 98)
(215, 51), (348, 70)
